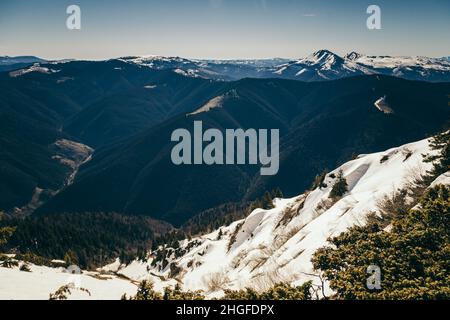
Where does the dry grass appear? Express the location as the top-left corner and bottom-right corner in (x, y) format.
(250, 265), (295, 292)
(204, 271), (230, 292)
(230, 249), (248, 269)
(276, 195), (307, 228)
(314, 198), (336, 215)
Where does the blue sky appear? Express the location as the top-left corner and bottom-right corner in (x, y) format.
(0, 0), (449, 59)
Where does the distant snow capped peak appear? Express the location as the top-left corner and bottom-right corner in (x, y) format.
(0, 55), (47, 66)
(312, 49), (336, 58)
(115, 51), (450, 82)
(119, 55), (192, 66)
(272, 49), (370, 80)
(272, 50), (450, 82)
(303, 49), (343, 65)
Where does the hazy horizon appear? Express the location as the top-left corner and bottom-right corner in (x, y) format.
(1, 0), (450, 60)
(2, 50), (450, 62)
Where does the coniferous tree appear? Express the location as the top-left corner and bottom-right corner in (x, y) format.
(222, 282), (312, 300)
(423, 130), (450, 182)
(271, 187), (284, 199)
(261, 191), (275, 209)
(0, 226), (16, 247)
(313, 185), (450, 300)
(64, 249), (79, 266)
(329, 170), (348, 199)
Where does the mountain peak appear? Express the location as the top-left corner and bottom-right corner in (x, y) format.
(302, 49), (343, 66)
(311, 49), (338, 59)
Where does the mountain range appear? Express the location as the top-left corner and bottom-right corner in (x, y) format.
(1, 49), (450, 300)
(0, 56), (47, 72)
(6, 50), (449, 82)
(120, 50), (450, 82)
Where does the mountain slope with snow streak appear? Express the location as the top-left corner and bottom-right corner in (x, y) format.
(110, 137), (444, 297)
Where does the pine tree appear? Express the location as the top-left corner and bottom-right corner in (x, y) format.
(423, 130), (450, 182)
(261, 191), (275, 209)
(64, 249), (79, 266)
(0, 226), (16, 247)
(216, 228), (223, 240)
(271, 187), (283, 199)
(329, 170), (348, 199)
(132, 280), (163, 300)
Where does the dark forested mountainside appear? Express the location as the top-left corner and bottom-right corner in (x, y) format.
(0, 60), (223, 212)
(35, 75), (450, 225)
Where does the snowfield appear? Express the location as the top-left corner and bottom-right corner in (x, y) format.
(9, 64), (59, 77)
(108, 137), (445, 298)
(1, 137), (448, 299)
(0, 264), (137, 300)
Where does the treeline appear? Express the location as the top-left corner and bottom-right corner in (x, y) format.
(0, 212), (172, 269)
(153, 188), (284, 249)
(124, 280), (312, 300)
(180, 202), (253, 238)
(0, 186), (285, 270)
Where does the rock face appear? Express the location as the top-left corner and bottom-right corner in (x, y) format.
(51, 139), (94, 187)
(374, 96), (394, 114)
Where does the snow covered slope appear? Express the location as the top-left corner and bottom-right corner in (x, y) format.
(2, 136), (448, 299)
(118, 56), (287, 80)
(349, 53), (450, 82)
(0, 263), (137, 300)
(109, 137), (446, 298)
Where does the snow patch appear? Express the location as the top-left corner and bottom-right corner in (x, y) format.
(0, 263), (137, 300)
(9, 64), (60, 77)
(188, 90), (238, 116)
(374, 96), (394, 114)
